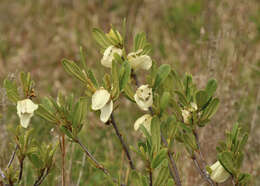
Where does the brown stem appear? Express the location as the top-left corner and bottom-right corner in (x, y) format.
(18, 158), (24, 182)
(34, 168), (50, 186)
(7, 145), (18, 168)
(192, 154), (215, 186)
(193, 130), (206, 167)
(161, 135), (182, 186)
(149, 166), (153, 186)
(110, 114), (135, 170)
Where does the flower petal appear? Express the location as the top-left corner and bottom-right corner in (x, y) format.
(134, 85), (153, 111)
(209, 161), (230, 183)
(17, 99), (38, 128)
(134, 114), (152, 134)
(20, 113), (33, 128)
(101, 46), (122, 68)
(100, 100), (113, 123)
(91, 88), (110, 110)
(139, 55), (152, 70)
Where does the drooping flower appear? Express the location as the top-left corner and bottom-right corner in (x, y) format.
(91, 88), (113, 123)
(134, 85), (153, 111)
(134, 114), (152, 134)
(127, 51), (152, 71)
(101, 45), (123, 68)
(208, 161), (230, 183)
(17, 99), (38, 128)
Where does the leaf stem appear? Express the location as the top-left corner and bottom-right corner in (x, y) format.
(18, 158), (24, 182)
(110, 114), (135, 170)
(60, 134), (66, 186)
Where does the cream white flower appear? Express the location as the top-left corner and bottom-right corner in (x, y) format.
(127, 51), (152, 70)
(181, 102), (198, 124)
(17, 99), (38, 128)
(134, 85), (153, 111)
(134, 114), (152, 134)
(181, 109), (190, 123)
(208, 161), (230, 183)
(101, 45), (123, 68)
(91, 88), (113, 123)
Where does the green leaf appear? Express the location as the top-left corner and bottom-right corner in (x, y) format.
(87, 69), (98, 88)
(134, 32), (147, 52)
(154, 166), (169, 186)
(131, 171), (142, 186)
(195, 90), (209, 109)
(206, 79), (217, 97)
(3, 79), (20, 103)
(151, 116), (161, 153)
(174, 90), (189, 107)
(160, 91), (170, 111)
(28, 152), (44, 169)
(151, 148), (167, 169)
(237, 133), (248, 152)
(123, 83), (134, 102)
(111, 60), (120, 99)
(36, 104), (57, 123)
(139, 125), (152, 147)
(218, 151), (236, 175)
(72, 99), (87, 129)
(200, 98), (219, 120)
(92, 28), (112, 49)
(119, 61), (131, 91)
(62, 59), (86, 84)
(238, 173), (251, 185)
(153, 64), (171, 91)
(60, 126), (74, 139)
(184, 74), (193, 100)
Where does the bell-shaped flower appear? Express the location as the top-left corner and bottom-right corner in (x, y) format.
(134, 114), (152, 134)
(91, 88), (113, 123)
(127, 51), (152, 71)
(101, 45), (122, 68)
(208, 161), (230, 183)
(17, 99), (38, 128)
(134, 85), (153, 111)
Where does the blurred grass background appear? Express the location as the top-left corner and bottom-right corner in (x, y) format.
(0, 0), (259, 185)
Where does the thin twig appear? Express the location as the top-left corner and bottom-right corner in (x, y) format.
(110, 114), (135, 170)
(7, 145), (18, 168)
(192, 154), (215, 186)
(76, 138), (126, 186)
(161, 135), (182, 186)
(34, 168), (50, 186)
(18, 158), (24, 182)
(149, 166), (152, 186)
(193, 130), (206, 167)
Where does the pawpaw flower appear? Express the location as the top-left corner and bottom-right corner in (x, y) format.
(17, 99), (38, 128)
(134, 114), (152, 134)
(181, 102), (198, 124)
(91, 88), (113, 123)
(127, 50), (152, 71)
(208, 161), (230, 183)
(134, 85), (153, 111)
(101, 45), (122, 68)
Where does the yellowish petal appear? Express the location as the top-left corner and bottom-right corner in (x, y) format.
(91, 88), (110, 110)
(100, 100), (113, 123)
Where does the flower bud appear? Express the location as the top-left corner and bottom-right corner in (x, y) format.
(134, 114), (152, 134)
(127, 51), (152, 71)
(208, 161), (230, 183)
(134, 85), (153, 111)
(101, 45), (123, 68)
(17, 99), (38, 128)
(106, 29), (123, 44)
